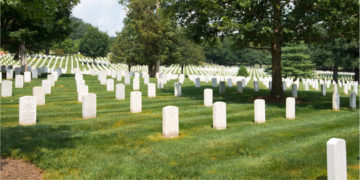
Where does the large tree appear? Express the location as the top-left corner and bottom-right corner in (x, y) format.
(119, 0), (178, 77)
(169, 0), (358, 99)
(79, 27), (110, 60)
(1, 0), (79, 65)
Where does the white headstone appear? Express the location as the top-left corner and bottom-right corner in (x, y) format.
(6, 69), (13, 79)
(321, 84), (326, 96)
(78, 85), (88, 102)
(15, 75), (24, 88)
(116, 84), (125, 100)
(227, 78), (232, 87)
(195, 78), (200, 88)
(143, 74), (149, 85)
(212, 78), (217, 87)
(327, 138), (347, 180)
(33, 87), (45, 105)
(162, 106), (179, 138)
(332, 93), (340, 111)
(42, 80), (51, 94)
(47, 75), (55, 87)
(174, 82), (181, 97)
(130, 91), (142, 113)
(204, 89), (213, 107)
(82, 93), (96, 119)
(148, 83), (156, 98)
(107, 79), (114, 91)
(286, 97), (295, 120)
(133, 77), (140, 90)
(213, 101), (226, 130)
(1, 80), (12, 97)
(291, 84), (297, 98)
(116, 72), (122, 81)
(254, 99), (265, 123)
(24, 72), (31, 82)
(253, 81), (259, 92)
(219, 81), (226, 94)
(19, 96), (37, 125)
(237, 81), (243, 93)
(349, 92), (356, 109)
(124, 75), (131, 84)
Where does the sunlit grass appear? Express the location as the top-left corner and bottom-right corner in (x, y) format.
(1, 74), (359, 179)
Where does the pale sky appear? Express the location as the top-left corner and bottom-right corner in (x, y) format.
(72, 0), (127, 37)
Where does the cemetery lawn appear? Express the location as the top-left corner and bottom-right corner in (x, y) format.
(1, 74), (359, 179)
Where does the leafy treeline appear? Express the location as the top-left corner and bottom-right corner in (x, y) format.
(1, 0), (80, 64)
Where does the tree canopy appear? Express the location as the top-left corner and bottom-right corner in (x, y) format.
(1, 0), (79, 63)
(168, 0), (359, 98)
(79, 27), (110, 60)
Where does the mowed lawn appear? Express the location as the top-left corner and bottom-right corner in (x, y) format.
(1, 74), (359, 179)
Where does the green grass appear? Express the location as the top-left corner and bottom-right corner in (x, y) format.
(1, 74), (359, 179)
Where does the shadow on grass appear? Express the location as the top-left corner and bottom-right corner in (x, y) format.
(159, 80), (356, 111)
(1, 124), (78, 161)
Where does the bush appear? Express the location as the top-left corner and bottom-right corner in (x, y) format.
(237, 66), (249, 76)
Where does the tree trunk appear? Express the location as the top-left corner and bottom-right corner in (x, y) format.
(128, 64), (132, 72)
(45, 47), (50, 55)
(181, 64), (184, 74)
(354, 66), (359, 83)
(332, 59), (339, 83)
(19, 41), (27, 70)
(270, 0), (284, 99)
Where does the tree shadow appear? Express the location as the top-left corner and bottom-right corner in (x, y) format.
(1, 124), (78, 162)
(159, 80), (357, 111)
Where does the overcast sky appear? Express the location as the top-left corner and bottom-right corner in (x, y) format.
(72, 0), (127, 37)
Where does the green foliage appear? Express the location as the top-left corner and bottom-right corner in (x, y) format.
(79, 27), (110, 59)
(52, 38), (78, 55)
(282, 43), (314, 79)
(168, 0), (359, 97)
(202, 37), (270, 66)
(237, 66), (249, 77)
(1, 0), (79, 54)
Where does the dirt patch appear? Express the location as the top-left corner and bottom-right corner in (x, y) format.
(1, 158), (43, 180)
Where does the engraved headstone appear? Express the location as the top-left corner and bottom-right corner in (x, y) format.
(321, 84), (326, 96)
(130, 91), (142, 113)
(291, 84), (297, 98)
(174, 82), (181, 97)
(24, 72), (31, 82)
(116, 84), (125, 100)
(195, 78), (200, 88)
(237, 81), (243, 93)
(148, 83), (156, 98)
(33, 86), (45, 105)
(124, 75), (131, 84)
(82, 93), (96, 119)
(1, 80), (12, 97)
(286, 97), (295, 120)
(78, 85), (88, 102)
(19, 96), (37, 125)
(162, 106), (179, 138)
(254, 99), (265, 123)
(212, 78), (217, 87)
(6, 69), (13, 79)
(327, 138), (347, 180)
(204, 89), (213, 107)
(332, 93), (340, 111)
(253, 81), (259, 92)
(133, 77), (140, 90)
(213, 101), (226, 130)
(15, 75), (24, 88)
(107, 79), (114, 91)
(42, 80), (51, 94)
(219, 81), (225, 94)
(349, 92), (356, 109)
(227, 78), (232, 87)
